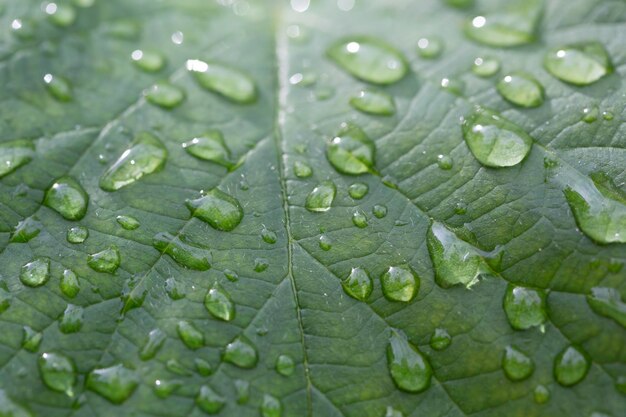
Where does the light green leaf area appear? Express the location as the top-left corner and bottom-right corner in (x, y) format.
(0, 0), (624, 416)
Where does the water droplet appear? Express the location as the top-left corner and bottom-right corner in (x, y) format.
(602, 111), (614, 121)
(327, 37), (408, 85)
(372, 204), (387, 218)
(153, 379), (181, 399)
(440, 77), (465, 95)
(385, 406), (405, 417)
(182, 131), (233, 168)
(319, 234), (333, 251)
(261, 394), (281, 417)
(348, 183), (369, 199)
(140, 328), (166, 360)
(341, 267), (373, 301)
(145, 82), (185, 108)
(437, 155), (453, 170)
(0, 140), (34, 179)
(224, 269), (239, 282)
(464, 0), (540, 47)
(327, 123), (376, 175)
(454, 202), (467, 215)
(43, 74), (73, 102)
(186, 189), (243, 231)
(533, 384), (550, 404)
(616, 376), (626, 394)
(462, 106), (533, 168)
(305, 181), (336, 212)
(22, 326), (42, 352)
(131, 49), (165, 72)
(586, 287), (626, 328)
(429, 328), (451, 351)
(44, 177), (88, 220)
(254, 258), (269, 272)
(59, 304), (83, 333)
(11, 18), (36, 40)
(20, 258), (50, 287)
(100, 132), (167, 191)
(60, 269), (80, 298)
(544, 42), (612, 86)
(223, 336), (258, 369)
(294, 161), (312, 178)
(387, 331), (432, 393)
(427, 222), (491, 288)
(10, 217), (41, 243)
(276, 354), (295, 377)
(45, 3), (76, 27)
(261, 227), (277, 244)
(187, 60), (257, 104)
(116, 215), (140, 230)
(234, 379), (250, 404)
(352, 210), (368, 228)
(502, 346), (534, 381)
(204, 285), (235, 321)
(0, 288), (11, 315)
(152, 232), (211, 270)
(582, 106), (599, 123)
(86, 364), (139, 404)
(196, 385), (225, 414)
(87, 246), (120, 274)
(165, 277), (185, 300)
(177, 320), (204, 350)
(349, 89), (395, 116)
(417, 37), (443, 59)
(166, 358), (191, 376)
(497, 73), (544, 108)
(554, 345), (590, 386)
(195, 358), (213, 376)
(472, 57), (500, 77)
(67, 226), (88, 243)
(381, 266), (418, 302)
(503, 284), (547, 330)
(39, 352), (76, 396)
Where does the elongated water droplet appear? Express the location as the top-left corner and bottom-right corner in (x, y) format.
(60, 269), (80, 298)
(139, 328), (166, 361)
(187, 60), (257, 104)
(67, 226), (88, 243)
(131, 49), (165, 72)
(22, 326), (42, 352)
(86, 364), (139, 404)
(0, 140), (34, 178)
(153, 232), (211, 270)
(182, 131), (233, 168)
(430, 328), (451, 351)
(472, 57), (500, 77)
(427, 222), (491, 288)
(45, 3), (76, 27)
(305, 181), (336, 212)
(319, 234), (333, 251)
(196, 385), (225, 414)
(59, 304), (83, 333)
(153, 379), (181, 399)
(341, 267), (373, 301)
(327, 37), (408, 85)
(204, 285), (235, 321)
(234, 379), (250, 404)
(544, 42), (612, 86)
(373, 204), (387, 218)
(100, 132), (167, 191)
(165, 277), (185, 300)
(39, 353), (76, 396)
(276, 354), (295, 377)
(327, 123), (376, 175)
(381, 266), (418, 302)
(10, 217), (41, 243)
(348, 183), (369, 199)
(186, 189), (243, 231)
(223, 336), (258, 369)
(177, 320), (204, 350)
(497, 73), (544, 108)
(586, 287), (626, 328)
(502, 346), (534, 381)
(20, 258), (50, 287)
(261, 394), (281, 417)
(387, 331), (432, 393)
(349, 89), (395, 116)
(88, 246), (120, 273)
(195, 358), (213, 376)
(554, 345), (590, 387)
(145, 82), (185, 108)
(533, 384), (550, 404)
(43, 74), (73, 102)
(503, 284), (547, 330)
(44, 177), (88, 220)
(417, 37), (443, 59)
(462, 106), (533, 168)
(294, 161), (312, 178)
(116, 215), (140, 230)
(352, 210), (368, 228)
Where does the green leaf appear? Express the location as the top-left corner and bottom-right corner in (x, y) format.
(0, 1), (624, 417)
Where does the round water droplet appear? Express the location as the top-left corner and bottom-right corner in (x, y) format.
(39, 352), (76, 396)
(440, 77), (465, 95)
(165, 277), (185, 300)
(454, 202), (467, 215)
(417, 37), (443, 59)
(602, 111), (614, 121)
(194, 358), (213, 376)
(387, 331), (432, 393)
(177, 320), (204, 350)
(554, 345), (590, 386)
(43, 74), (73, 102)
(348, 182), (369, 199)
(462, 106), (533, 168)
(224, 269), (239, 282)
(60, 269), (80, 298)
(22, 326), (43, 352)
(276, 354), (295, 377)
(294, 161), (312, 178)
(502, 346), (534, 381)
(349, 89), (395, 116)
(261, 394), (281, 417)
(86, 364), (139, 404)
(306, 181), (336, 212)
(544, 42), (612, 86)
(186, 189), (243, 231)
(582, 106), (599, 123)
(503, 284), (547, 330)
(88, 246), (120, 274)
(196, 385), (225, 414)
(352, 210), (368, 228)
(204, 285), (235, 321)
(262, 227), (277, 244)
(437, 155), (453, 170)
(372, 204), (387, 218)
(254, 258), (269, 272)
(182, 131), (233, 168)
(533, 384), (550, 404)
(44, 177), (88, 220)
(381, 266), (418, 302)
(319, 234), (333, 251)
(130, 49), (165, 72)
(472, 57), (500, 77)
(45, 3), (76, 27)
(145, 82), (185, 108)
(497, 73), (544, 108)
(327, 37), (408, 85)
(20, 258), (50, 287)
(11, 18), (36, 40)
(327, 123), (376, 175)
(187, 59), (257, 104)
(429, 328), (451, 351)
(139, 328), (166, 361)
(341, 267), (373, 301)
(0, 140), (34, 179)
(223, 336), (258, 369)
(59, 304), (83, 333)
(116, 215), (140, 230)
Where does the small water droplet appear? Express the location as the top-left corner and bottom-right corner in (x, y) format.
(234, 379), (250, 404)
(59, 304), (83, 333)
(381, 266), (418, 302)
(276, 354), (295, 377)
(385, 406), (405, 417)
(602, 111), (614, 121)
(145, 82), (185, 109)
(544, 42), (612, 86)
(182, 130), (233, 168)
(20, 258), (50, 287)
(294, 161), (313, 178)
(0, 288), (11, 314)
(177, 320), (204, 350)
(261, 227), (277, 244)
(349, 89), (395, 116)
(153, 232), (211, 270)
(186, 189), (243, 231)
(39, 352), (76, 396)
(223, 336), (258, 369)
(454, 202), (467, 215)
(45, 3), (76, 27)
(165, 277), (185, 300)
(429, 328), (451, 351)
(582, 106), (599, 123)
(195, 358), (213, 376)
(437, 154), (453, 170)
(166, 358), (191, 376)
(86, 364), (139, 404)
(348, 182), (369, 199)
(130, 49), (165, 72)
(306, 181), (336, 212)
(0, 140), (34, 179)
(116, 215), (140, 230)
(105, 19), (140, 40)
(497, 73), (544, 108)
(372, 204), (387, 218)
(44, 177), (88, 220)
(533, 384), (550, 404)
(87, 246), (120, 274)
(472, 57), (500, 77)
(11, 18), (36, 40)
(387, 330), (432, 393)
(503, 284), (547, 330)
(554, 345), (590, 386)
(187, 59), (257, 104)
(10, 217), (41, 243)
(352, 210), (368, 228)
(417, 37), (443, 59)
(67, 226), (88, 243)
(586, 287), (625, 328)
(502, 346), (534, 381)
(60, 269), (80, 298)
(140, 328), (166, 360)
(153, 379), (181, 399)
(43, 74), (73, 102)
(341, 267), (373, 301)
(327, 123), (376, 175)
(261, 394), (281, 417)
(319, 234), (333, 251)
(440, 77), (465, 95)
(196, 385), (225, 414)
(204, 285), (235, 321)
(254, 258), (269, 272)
(22, 326), (43, 352)
(224, 269), (239, 282)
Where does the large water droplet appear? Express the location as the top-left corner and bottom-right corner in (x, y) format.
(43, 74), (73, 102)
(327, 123), (376, 175)
(429, 328), (451, 351)
(39, 352), (76, 396)
(544, 42), (612, 86)
(20, 258), (50, 287)
(60, 269), (80, 298)
(276, 354), (295, 377)
(349, 89), (395, 116)
(153, 232), (211, 270)
(554, 345), (590, 386)
(387, 331), (432, 393)
(497, 73), (544, 108)
(204, 285), (235, 321)
(472, 57), (500, 77)
(87, 246), (120, 274)
(116, 215), (140, 230)
(140, 328), (166, 361)
(182, 131), (233, 168)
(22, 326), (42, 352)
(186, 189), (243, 231)
(10, 217), (41, 243)
(196, 385), (225, 414)
(503, 284), (547, 330)
(0, 140), (34, 179)
(59, 304), (83, 333)
(100, 132), (167, 191)
(145, 82), (185, 109)
(586, 287), (626, 328)
(381, 266), (418, 302)
(67, 226), (88, 243)
(462, 106), (533, 168)
(223, 336), (258, 369)
(502, 346), (534, 381)
(305, 181), (336, 212)
(131, 50), (165, 72)
(44, 177), (88, 220)
(177, 320), (204, 350)
(327, 37), (408, 85)
(341, 267), (373, 301)
(261, 394), (281, 417)
(86, 364), (139, 404)
(187, 60), (257, 104)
